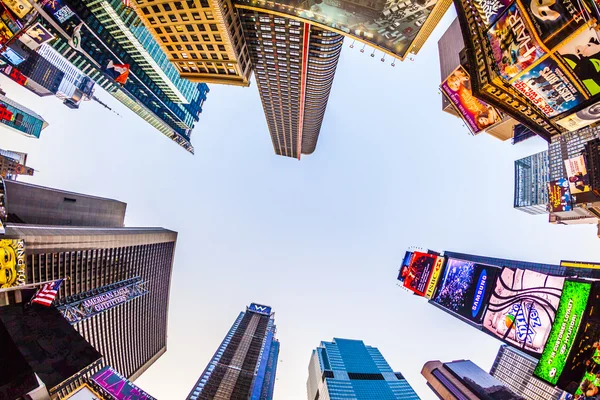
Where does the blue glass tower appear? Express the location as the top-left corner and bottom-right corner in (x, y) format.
(307, 338), (420, 400)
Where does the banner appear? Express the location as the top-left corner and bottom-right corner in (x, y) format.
(488, 2), (546, 80)
(433, 258), (500, 324)
(511, 57), (585, 117)
(558, 27), (600, 96)
(564, 155), (591, 194)
(0, 239), (25, 288)
(398, 251), (414, 283)
(483, 267), (565, 356)
(425, 256), (444, 299)
(519, 0), (588, 50)
(473, 0), (512, 26)
(548, 178), (573, 212)
(441, 65), (503, 134)
(534, 280), (591, 385)
(20, 23), (54, 50)
(403, 251), (438, 297)
(2, 0), (33, 19)
(92, 366), (157, 400)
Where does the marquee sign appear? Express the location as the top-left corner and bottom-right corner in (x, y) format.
(58, 277), (148, 324)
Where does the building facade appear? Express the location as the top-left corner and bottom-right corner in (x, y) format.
(490, 345), (567, 400)
(0, 149), (32, 180)
(186, 303), (279, 399)
(514, 150), (549, 215)
(239, 11), (343, 158)
(307, 338), (420, 400)
(0, 93), (48, 138)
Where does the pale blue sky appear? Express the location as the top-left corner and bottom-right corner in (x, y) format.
(3, 9), (600, 400)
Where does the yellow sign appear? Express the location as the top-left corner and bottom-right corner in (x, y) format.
(560, 260), (600, 270)
(425, 257), (444, 299)
(0, 239), (25, 288)
(2, 0), (32, 19)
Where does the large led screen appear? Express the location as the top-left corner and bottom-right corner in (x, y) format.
(403, 251), (437, 297)
(432, 258), (499, 324)
(398, 251), (413, 283)
(483, 267), (565, 356)
(236, 0), (446, 58)
(558, 27), (600, 96)
(564, 155), (591, 194)
(534, 280), (591, 385)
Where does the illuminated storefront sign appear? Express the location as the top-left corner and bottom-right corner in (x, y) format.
(91, 366), (156, 400)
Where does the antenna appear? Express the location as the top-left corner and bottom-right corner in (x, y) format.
(92, 96), (121, 117)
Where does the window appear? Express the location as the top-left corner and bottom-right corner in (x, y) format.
(209, 24), (218, 31)
(204, 11), (214, 20)
(202, 34), (210, 41)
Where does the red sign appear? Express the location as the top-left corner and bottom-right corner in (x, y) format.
(403, 252), (438, 297)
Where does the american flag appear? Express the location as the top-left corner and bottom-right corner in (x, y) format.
(122, 0), (131, 7)
(30, 279), (64, 306)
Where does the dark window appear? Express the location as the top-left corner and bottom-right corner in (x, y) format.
(64, 197), (77, 203)
(347, 373), (384, 380)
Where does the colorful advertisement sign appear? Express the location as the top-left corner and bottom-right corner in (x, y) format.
(560, 260), (600, 269)
(249, 303), (272, 316)
(558, 27), (600, 96)
(64, 384), (104, 400)
(0, 239), (25, 288)
(235, 0), (442, 59)
(403, 251), (438, 297)
(512, 57), (585, 117)
(564, 155), (591, 194)
(433, 258), (500, 324)
(92, 366), (157, 400)
(441, 65), (503, 134)
(42, 0), (75, 24)
(557, 100), (600, 131)
(20, 23), (54, 50)
(425, 256), (444, 299)
(473, 0), (512, 26)
(488, 2), (546, 80)
(2, 0), (33, 19)
(548, 178), (573, 212)
(483, 267), (565, 356)
(398, 251), (414, 283)
(534, 280), (592, 385)
(519, 0), (588, 50)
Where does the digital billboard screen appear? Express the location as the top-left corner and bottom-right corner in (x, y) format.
(483, 267), (565, 356)
(235, 0), (447, 59)
(441, 65), (503, 134)
(534, 280), (592, 385)
(557, 27), (600, 97)
(398, 251), (413, 283)
(403, 251), (438, 296)
(472, 0), (511, 26)
(0, 239), (26, 288)
(425, 256), (444, 299)
(564, 155), (591, 194)
(92, 366), (157, 400)
(548, 179), (573, 212)
(433, 258), (500, 324)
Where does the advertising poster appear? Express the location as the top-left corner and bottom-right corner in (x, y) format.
(2, 0), (32, 19)
(534, 280), (592, 385)
(441, 65), (503, 134)
(42, 0), (75, 23)
(403, 251), (437, 297)
(433, 258), (500, 324)
(512, 57), (585, 117)
(548, 178), (573, 212)
(558, 27), (600, 96)
(0, 239), (25, 288)
(0, 19), (14, 46)
(92, 366), (157, 400)
(557, 100), (600, 131)
(473, 0), (512, 26)
(19, 23), (54, 50)
(235, 0), (441, 59)
(519, 0), (588, 50)
(483, 267), (565, 356)
(488, 2), (546, 80)
(564, 155), (591, 194)
(425, 256), (444, 299)
(398, 251), (414, 283)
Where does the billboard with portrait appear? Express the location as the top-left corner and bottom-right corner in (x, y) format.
(403, 251), (438, 297)
(548, 178), (573, 212)
(92, 366), (157, 400)
(534, 280), (592, 385)
(483, 267), (565, 356)
(558, 27), (600, 96)
(398, 251), (414, 283)
(564, 155), (591, 194)
(0, 239), (25, 288)
(235, 0), (445, 59)
(511, 57), (585, 117)
(518, 0), (588, 50)
(487, 2), (546, 80)
(433, 258), (500, 324)
(441, 65), (503, 134)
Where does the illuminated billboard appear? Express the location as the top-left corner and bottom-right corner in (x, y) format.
(0, 239), (25, 288)
(558, 27), (600, 96)
(441, 65), (503, 134)
(398, 251), (414, 283)
(483, 267), (565, 356)
(564, 155), (591, 194)
(92, 366), (157, 400)
(425, 256), (444, 299)
(487, 2), (546, 80)
(556, 101), (600, 131)
(472, 0), (511, 26)
(432, 258), (500, 324)
(249, 303), (272, 316)
(403, 251), (438, 296)
(548, 179), (573, 212)
(235, 0), (449, 59)
(534, 280), (591, 385)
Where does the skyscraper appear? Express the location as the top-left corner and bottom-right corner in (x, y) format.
(514, 150), (549, 215)
(186, 302), (279, 399)
(0, 93), (48, 138)
(307, 338), (420, 400)
(490, 345), (567, 400)
(0, 149), (33, 180)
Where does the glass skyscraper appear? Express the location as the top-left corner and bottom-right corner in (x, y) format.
(186, 303), (279, 400)
(307, 338), (420, 400)
(514, 150), (549, 215)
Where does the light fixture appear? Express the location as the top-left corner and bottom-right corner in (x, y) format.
(360, 44), (366, 53)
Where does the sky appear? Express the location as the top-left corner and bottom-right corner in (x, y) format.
(3, 8), (600, 400)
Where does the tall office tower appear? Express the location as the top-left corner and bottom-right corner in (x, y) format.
(421, 359), (523, 399)
(0, 149), (33, 180)
(548, 126), (600, 181)
(513, 150), (549, 215)
(307, 338), (420, 400)
(0, 93), (48, 138)
(239, 11), (343, 158)
(3, 180), (126, 227)
(17, 51), (66, 96)
(133, 0), (252, 86)
(186, 303), (279, 399)
(35, 0), (210, 153)
(489, 345), (567, 400)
